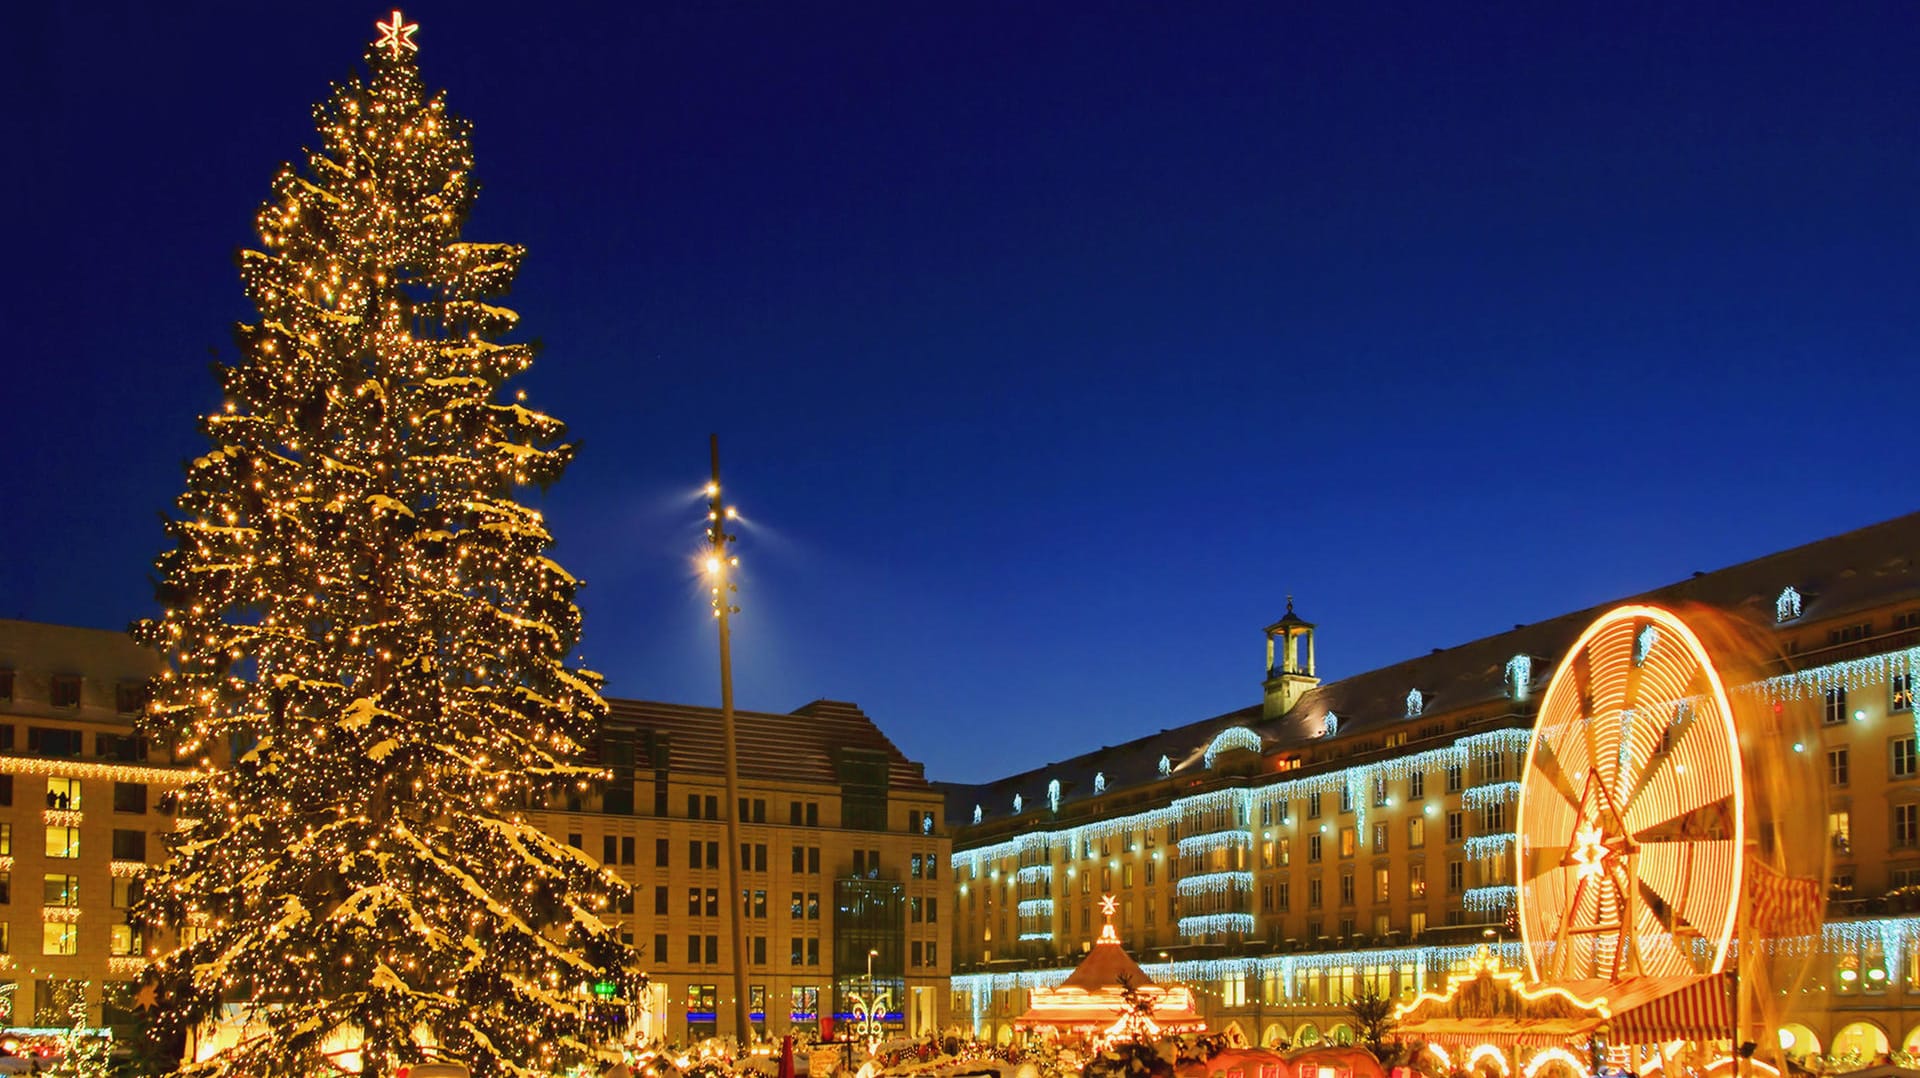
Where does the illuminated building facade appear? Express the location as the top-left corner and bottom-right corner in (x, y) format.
(0, 620), (176, 1035)
(946, 512), (1920, 1064)
(528, 697), (952, 1044)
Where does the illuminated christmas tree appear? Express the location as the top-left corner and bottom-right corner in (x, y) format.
(134, 12), (634, 1076)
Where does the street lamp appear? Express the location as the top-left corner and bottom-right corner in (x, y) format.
(704, 436), (751, 1042)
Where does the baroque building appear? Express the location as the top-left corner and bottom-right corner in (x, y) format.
(943, 512), (1920, 1064)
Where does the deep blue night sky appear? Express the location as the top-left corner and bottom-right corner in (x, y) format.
(7, 3), (1916, 782)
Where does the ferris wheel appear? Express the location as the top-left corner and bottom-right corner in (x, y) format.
(1515, 605), (1746, 983)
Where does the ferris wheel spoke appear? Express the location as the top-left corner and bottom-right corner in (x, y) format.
(1624, 770), (1734, 839)
(1526, 738), (1587, 813)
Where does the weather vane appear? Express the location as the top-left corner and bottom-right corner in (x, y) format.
(375, 9), (419, 58)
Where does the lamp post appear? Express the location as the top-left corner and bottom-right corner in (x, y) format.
(704, 435), (751, 1042)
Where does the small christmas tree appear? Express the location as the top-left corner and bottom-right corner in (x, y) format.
(134, 11), (634, 1076)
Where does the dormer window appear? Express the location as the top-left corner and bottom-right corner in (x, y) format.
(1203, 727), (1263, 769)
(1505, 655), (1533, 702)
(1012, 794), (1023, 814)
(1322, 712), (1339, 738)
(972, 804), (983, 825)
(1158, 755), (1172, 776)
(1776, 586), (1803, 624)
(1047, 779), (1061, 814)
(1093, 772), (1106, 795)
(1405, 689), (1423, 718)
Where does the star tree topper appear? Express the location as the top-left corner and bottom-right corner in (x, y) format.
(375, 9), (419, 57)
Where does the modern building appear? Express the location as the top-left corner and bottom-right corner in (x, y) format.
(0, 618), (950, 1045)
(529, 697), (951, 1043)
(0, 619), (176, 1034)
(943, 511), (1920, 1065)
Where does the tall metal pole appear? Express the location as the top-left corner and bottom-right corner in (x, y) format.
(708, 435), (753, 1042)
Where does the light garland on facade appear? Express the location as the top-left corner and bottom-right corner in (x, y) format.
(1176, 829), (1254, 857)
(1177, 913), (1255, 936)
(0, 753), (193, 786)
(43, 809), (83, 827)
(1777, 586), (1803, 623)
(1204, 727), (1263, 769)
(1463, 781), (1520, 808)
(1015, 864), (1052, 883)
(1176, 871), (1254, 897)
(1405, 690), (1423, 718)
(1752, 646), (1920, 702)
(1016, 898), (1055, 917)
(111, 860), (146, 879)
(1463, 885), (1517, 911)
(1465, 833), (1517, 859)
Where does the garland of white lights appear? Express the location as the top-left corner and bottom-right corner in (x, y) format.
(1464, 833), (1516, 859)
(1462, 885), (1517, 911)
(1177, 913), (1255, 936)
(1015, 898), (1054, 917)
(1751, 646), (1920, 702)
(1204, 727), (1264, 769)
(1176, 871), (1254, 897)
(1176, 829), (1254, 857)
(1462, 781), (1520, 808)
(1015, 864), (1052, 883)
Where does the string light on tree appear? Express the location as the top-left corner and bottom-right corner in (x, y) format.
(130, 13), (634, 1075)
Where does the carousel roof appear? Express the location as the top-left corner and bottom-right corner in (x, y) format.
(1015, 897), (1206, 1033)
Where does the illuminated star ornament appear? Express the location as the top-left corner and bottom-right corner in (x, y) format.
(1569, 821), (1609, 881)
(375, 9), (419, 57)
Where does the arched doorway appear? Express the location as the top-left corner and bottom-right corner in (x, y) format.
(1294, 1023), (1321, 1047)
(1221, 1021), (1248, 1048)
(1777, 1023), (1821, 1060)
(1902, 1023), (1920, 1056)
(1261, 1023), (1287, 1049)
(1832, 1021), (1889, 1065)
(1324, 1023), (1354, 1047)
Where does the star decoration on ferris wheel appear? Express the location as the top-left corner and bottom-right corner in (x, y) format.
(375, 10), (420, 58)
(1569, 822), (1609, 881)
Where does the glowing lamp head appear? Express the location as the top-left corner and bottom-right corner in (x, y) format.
(704, 556), (721, 574)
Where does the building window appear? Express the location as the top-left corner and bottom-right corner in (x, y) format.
(1307, 878), (1323, 909)
(1373, 867), (1390, 903)
(44, 826), (79, 860)
(1896, 804), (1920, 849)
(110, 923), (143, 956)
(1446, 766), (1463, 793)
(1409, 862), (1426, 898)
(1480, 803), (1506, 832)
(1895, 675), (1915, 714)
(1307, 792), (1322, 819)
(1446, 812), (1463, 843)
(1447, 861), (1464, 894)
(1825, 687), (1849, 726)
(29, 729), (82, 759)
(1828, 748), (1850, 788)
(1409, 772), (1425, 799)
(1373, 822), (1388, 853)
(1308, 835), (1322, 863)
(1830, 622), (1871, 645)
(49, 676), (81, 710)
(1831, 811), (1851, 855)
(112, 829), (146, 862)
(1339, 828), (1356, 859)
(112, 782), (147, 814)
(1340, 786), (1355, 814)
(1408, 817), (1425, 848)
(1339, 872), (1355, 906)
(42, 923), (79, 956)
(1276, 880), (1289, 911)
(43, 874), (79, 907)
(1894, 738), (1917, 779)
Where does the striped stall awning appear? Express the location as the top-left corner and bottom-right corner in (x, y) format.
(1605, 974), (1730, 1044)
